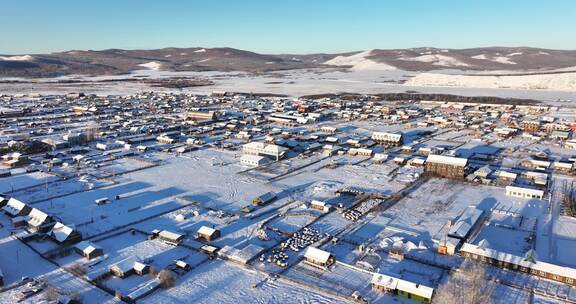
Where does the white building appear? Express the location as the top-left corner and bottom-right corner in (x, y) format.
(565, 140), (576, 150)
(242, 141), (287, 161)
(240, 154), (270, 167)
(505, 185), (544, 200)
(371, 132), (403, 145)
(304, 247), (335, 269)
(371, 273), (434, 302)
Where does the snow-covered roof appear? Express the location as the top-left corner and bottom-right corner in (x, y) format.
(505, 185), (544, 197)
(220, 244), (265, 264)
(410, 158), (426, 165)
(197, 226), (217, 236)
(311, 200), (327, 207)
(133, 261), (149, 272)
(448, 206), (483, 239)
(474, 166), (492, 177)
(371, 273), (398, 290)
(371, 132), (402, 141)
(553, 162), (574, 169)
(27, 208), (49, 227)
(426, 154), (468, 167)
(75, 240), (102, 254)
(49, 222), (77, 242)
(256, 191), (276, 202)
(110, 257), (139, 273)
(371, 273), (434, 299)
(2, 198), (27, 215)
(528, 159), (551, 167)
(396, 279), (434, 299)
(304, 246), (332, 264)
(126, 279), (161, 300)
(461, 243), (576, 280)
(498, 171), (517, 179)
(158, 230), (183, 241)
(242, 141), (288, 157)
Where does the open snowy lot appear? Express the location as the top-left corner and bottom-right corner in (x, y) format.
(143, 260), (342, 304)
(370, 178), (548, 245)
(0, 216), (58, 286)
(0, 171), (60, 193)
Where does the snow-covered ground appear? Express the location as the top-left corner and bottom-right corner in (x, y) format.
(0, 171), (60, 193)
(406, 71), (576, 91)
(144, 260), (341, 304)
(2, 67), (575, 103)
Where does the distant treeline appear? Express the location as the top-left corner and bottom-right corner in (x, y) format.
(147, 79), (214, 88)
(0, 77), (215, 88)
(300, 92), (541, 105)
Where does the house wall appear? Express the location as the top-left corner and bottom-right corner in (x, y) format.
(425, 163), (466, 179)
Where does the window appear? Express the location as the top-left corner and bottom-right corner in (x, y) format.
(539, 270), (546, 277)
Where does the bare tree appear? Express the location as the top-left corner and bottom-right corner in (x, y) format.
(158, 270), (176, 289)
(149, 266), (160, 277)
(44, 285), (81, 303)
(44, 286), (61, 301)
(434, 259), (496, 304)
(65, 263), (87, 277)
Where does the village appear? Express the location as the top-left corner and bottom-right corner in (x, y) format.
(0, 91), (576, 304)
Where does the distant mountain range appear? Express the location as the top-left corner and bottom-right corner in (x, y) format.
(1, 47), (575, 78)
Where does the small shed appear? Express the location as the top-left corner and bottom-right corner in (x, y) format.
(49, 222), (82, 245)
(109, 258), (138, 278)
(304, 247), (335, 269)
(200, 245), (219, 256)
(252, 192), (276, 206)
(2, 198), (31, 217)
(26, 208), (51, 232)
(175, 260), (190, 271)
(157, 230), (184, 246)
(94, 197), (109, 205)
(133, 261), (150, 276)
(74, 241), (103, 260)
(197, 226), (221, 241)
(310, 200), (331, 213)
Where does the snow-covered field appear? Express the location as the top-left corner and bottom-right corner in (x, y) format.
(1, 66), (575, 103)
(406, 71), (576, 91)
(144, 260), (341, 304)
(29, 149), (280, 237)
(0, 172), (60, 193)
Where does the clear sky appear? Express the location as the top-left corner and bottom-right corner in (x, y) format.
(1, 0), (575, 54)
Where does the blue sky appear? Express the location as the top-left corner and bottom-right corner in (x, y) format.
(1, 0), (574, 54)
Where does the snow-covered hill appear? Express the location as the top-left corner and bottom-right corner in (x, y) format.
(400, 54), (469, 67)
(324, 50), (397, 71)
